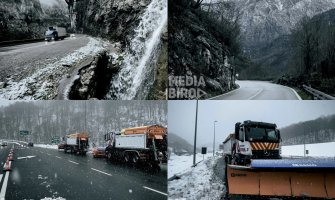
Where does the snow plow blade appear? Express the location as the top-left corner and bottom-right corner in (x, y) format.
(226, 159), (335, 198)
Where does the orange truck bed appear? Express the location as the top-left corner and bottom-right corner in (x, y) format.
(121, 125), (166, 140)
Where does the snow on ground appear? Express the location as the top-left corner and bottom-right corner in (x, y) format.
(168, 153), (224, 200)
(35, 144), (58, 150)
(0, 37), (109, 100)
(168, 153), (212, 178)
(40, 197), (66, 200)
(282, 142), (335, 157)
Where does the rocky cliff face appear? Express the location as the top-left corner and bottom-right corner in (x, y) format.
(234, 0), (335, 53)
(169, 0), (237, 99)
(74, 0), (167, 100)
(75, 0), (151, 45)
(0, 0), (68, 41)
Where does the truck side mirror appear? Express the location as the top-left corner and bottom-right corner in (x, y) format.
(235, 122), (241, 140)
(277, 130), (281, 140)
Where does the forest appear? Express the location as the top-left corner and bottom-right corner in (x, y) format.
(0, 101), (167, 146)
(280, 114), (335, 145)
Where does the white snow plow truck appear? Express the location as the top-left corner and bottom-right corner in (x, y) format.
(105, 125), (167, 168)
(223, 120), (335, 199)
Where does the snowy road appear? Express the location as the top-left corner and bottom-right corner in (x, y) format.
(210, 80), (301, 100)
(0, 35), (89, 82)
(3, 142), (167, 200)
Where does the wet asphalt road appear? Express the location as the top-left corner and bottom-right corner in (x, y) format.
(0, 35), (89, 82)
(1, 142), (167, 200)
(210, 80), (301, 100)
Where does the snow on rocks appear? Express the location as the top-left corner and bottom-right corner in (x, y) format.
(40, 197), (66, 200)
(0, 37), (108, 100)
(168, 154), (224, 200)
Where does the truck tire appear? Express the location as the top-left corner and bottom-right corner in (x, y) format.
(132, 154), (139, 164)
(107, 152), (112, 160)
(124, 153), (130, 163)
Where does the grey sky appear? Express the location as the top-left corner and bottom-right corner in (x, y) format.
(168, 101), (335, 147)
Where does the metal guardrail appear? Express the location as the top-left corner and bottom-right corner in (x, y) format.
(303, 85), (335, 100)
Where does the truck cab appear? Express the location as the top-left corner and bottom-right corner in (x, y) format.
(233, 120), (281, 165)
(45, 26), (67, 41)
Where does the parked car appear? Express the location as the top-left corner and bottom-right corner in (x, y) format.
(58, 143), (65, 150)
(1, 142), (7, 146)
(28, 142), (34, 147)
(92, 147), (106, 158)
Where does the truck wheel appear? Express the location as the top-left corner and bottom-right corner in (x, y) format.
(124, 153), (130, 163)
(132, 154), (139, 164)
(107, 152), (112, 160)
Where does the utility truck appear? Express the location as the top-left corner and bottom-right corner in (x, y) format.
(63, 133), (89, 155)
(223, 120), (335, 199)
(45, 26), (67, 41)
(105, 125), (167, 168)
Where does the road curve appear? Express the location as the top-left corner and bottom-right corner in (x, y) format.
(210, 80), (301, 100)
(0, 35), (89, 82)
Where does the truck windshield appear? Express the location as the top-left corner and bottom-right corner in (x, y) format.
(245, 127), (279, 142)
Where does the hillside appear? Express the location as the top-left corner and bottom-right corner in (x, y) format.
(0, 0), (68, 41)
(280, 114), (335, 145)
(169, 133), (195, 155)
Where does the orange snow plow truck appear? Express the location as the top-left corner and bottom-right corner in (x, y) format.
(105, 125), (167, 168)
(63, 133), (89, 155)
(223, 120), (335, 199)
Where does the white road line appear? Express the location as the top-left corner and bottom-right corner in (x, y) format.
(55, 156), (62, 159)
(0, 171), (10, 200)
(91, 168), (112, 176)
(208, 85), (241, 100)
(143, 186), (167, 196)
(248, 88), (264, 100)
(68, 160), (79, 165)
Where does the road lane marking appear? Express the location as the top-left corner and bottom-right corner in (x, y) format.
(55, 156), (62, 159)
(248, 88), (264, 100)
(0, 171), (10, 200)
(17, 156), (36, 160)
(91, 168), (112, 176)
(68, 160), (79, 165)
(143, 186), (167, 196)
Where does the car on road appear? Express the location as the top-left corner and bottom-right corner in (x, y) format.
(1, 142), (7, 146)
(58, 143), (65, 150)
(28, 142), (34, 147)
(92, 147), (106, 158)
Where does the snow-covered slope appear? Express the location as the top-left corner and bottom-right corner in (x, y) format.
(168, 154), (224, 200)
(234, 0), (335, 49)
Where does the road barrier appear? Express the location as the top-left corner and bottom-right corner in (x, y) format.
(303, 85), (335, 100)
(3, 160), (11, 171)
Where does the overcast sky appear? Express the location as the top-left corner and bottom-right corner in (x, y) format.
(168, 101), (335, 147)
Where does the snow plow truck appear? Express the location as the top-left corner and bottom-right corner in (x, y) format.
(63, 133), (89, 155)
(105, 125), (167, 168)
(223, 120), (335, 199)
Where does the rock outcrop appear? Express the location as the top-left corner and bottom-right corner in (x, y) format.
(169, 0), (237, 99)
(0, 0), (68, 41)
(75, 0), (151, 45)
